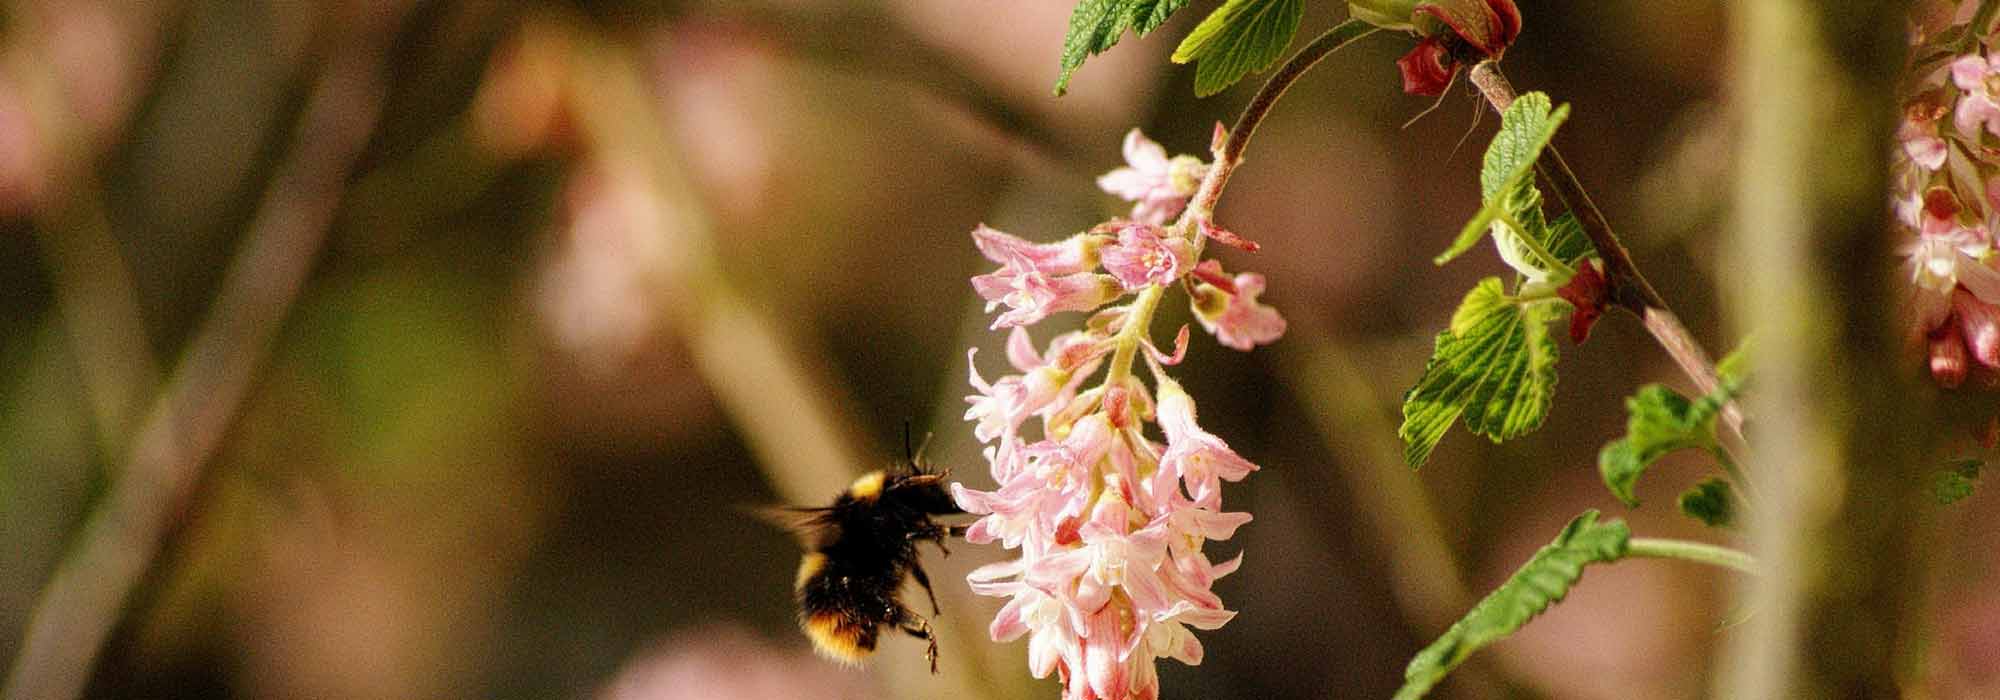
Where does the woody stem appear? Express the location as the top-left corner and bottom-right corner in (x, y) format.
(1468, 61), (1747, 449)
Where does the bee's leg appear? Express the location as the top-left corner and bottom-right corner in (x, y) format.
(897, 610), (940, 674)
(911, 523), (955, 557)
(910, 560), (941, 616)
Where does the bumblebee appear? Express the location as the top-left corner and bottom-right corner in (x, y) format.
(764, 436), (964, 673)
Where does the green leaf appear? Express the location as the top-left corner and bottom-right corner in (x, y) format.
(1395, 510), (1632, 700)
(1436, 92), (1572, 267)
(1400, 278), (1562, 467)
(1934, 458), (1983, 505)
(1542, 213), (1591, 265)
(1055, 0), (1193, 96)
(1598, 385), (1716, 506)
(1170, 0), (1303, 97)
(1678, 478), (1735, 528)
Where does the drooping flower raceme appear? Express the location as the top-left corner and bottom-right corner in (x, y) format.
(1895, 7), (2000, 389)
(955, 129), (1283, 699)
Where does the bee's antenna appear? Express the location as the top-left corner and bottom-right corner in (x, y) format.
(903, 421), (915, 462)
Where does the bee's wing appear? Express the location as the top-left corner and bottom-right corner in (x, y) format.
(740, 504), (834, 547)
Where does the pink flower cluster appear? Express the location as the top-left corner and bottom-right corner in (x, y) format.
(1896, 7), (2000, 389)
(954, 130), (1282, 699)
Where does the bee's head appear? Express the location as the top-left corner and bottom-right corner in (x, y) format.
(887, 470), (962, 516)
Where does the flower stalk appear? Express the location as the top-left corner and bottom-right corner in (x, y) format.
(1626, 537), (1759, 576)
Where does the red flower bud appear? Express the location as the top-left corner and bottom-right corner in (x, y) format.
(1396, 37), (1456, 96)
(1556, 259), (1610, 344)
(1391, 0), (1522, 96)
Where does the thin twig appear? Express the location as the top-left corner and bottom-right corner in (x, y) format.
(1465, 61), (1747, 448)
(2, 38), (390, 700)
(1187, 20), (1380, 221)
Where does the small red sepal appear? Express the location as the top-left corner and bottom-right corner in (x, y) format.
(1556, 259), (1610, 344)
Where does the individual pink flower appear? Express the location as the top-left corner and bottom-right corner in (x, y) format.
(974, 224), (1103, 275)
(1155, 380), (1258, 510)
(1145, 601), (1236, 666)
(971, 255), (1122, 329)
(1188, 263), (1288, 351)
(964, 328), (1100, 444)
(953, 415), (1117, 551)
(1097, 129), (1208, 226)
(1954, 53), (2000, 138)
(1027, 498), (1172, 616)
(1099, 222), (1196, 289)
(968, 559), (1082, 679)
(1900, 116), (1949, 171)
(1928, 288), (2000, 388)
(1905, 191), (2000, 312)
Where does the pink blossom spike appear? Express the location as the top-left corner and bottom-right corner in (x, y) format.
(955, 125), (1264, 698)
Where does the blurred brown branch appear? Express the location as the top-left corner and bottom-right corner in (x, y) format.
(5, 1), (165, 454)
(719, 3), (1077, 166)
(2, 23), (394, 700)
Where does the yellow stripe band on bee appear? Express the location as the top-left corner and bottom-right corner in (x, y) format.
(847, 471), (886, 501)
(804, 612), (870, 664)
(795, 553), (826, 589)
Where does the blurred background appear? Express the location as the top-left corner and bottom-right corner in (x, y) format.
(1, 1), (1997, 698)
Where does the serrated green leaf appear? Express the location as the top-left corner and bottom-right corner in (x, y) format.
(1678, 478), (1735, 528)
(1436, 92), (1572, 267)
(1170, 0), (1303, 97)
(1934, 458), (1983, 505)
(1598, 385), (1715, 506)
(1596, 346), (1749, 508)
(1401, 278), (1562, 467)
(1395, 510), (1632, 700)
(1055, 0), (1193, 96)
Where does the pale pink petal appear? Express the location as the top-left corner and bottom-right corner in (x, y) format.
(1084, 609), (1132, 700)
(1097, 167), (1156, 201)
(1121, 128), (1169, 171)
(990, 595), (1032, 642)
(1006, 326), (1042, 371)
(1953, 55), (1990, 91)
(1960, 255), (2000, 303)
(1957, 288), (2000, 367)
